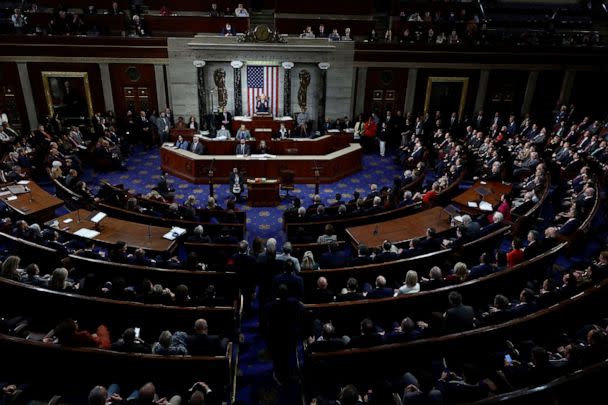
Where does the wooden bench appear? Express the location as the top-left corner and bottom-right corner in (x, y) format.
(0, 332), (234, 400)
(0, 277), (239, 338)
(145, 15), (249, 36)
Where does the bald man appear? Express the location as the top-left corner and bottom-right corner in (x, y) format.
(185, 318), (225, 356)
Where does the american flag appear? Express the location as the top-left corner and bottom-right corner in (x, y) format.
(247, 65), (279, 116)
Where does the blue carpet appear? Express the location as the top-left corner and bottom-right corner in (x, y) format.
(81, 145), (404, 405)
(85, 146), (405, 247)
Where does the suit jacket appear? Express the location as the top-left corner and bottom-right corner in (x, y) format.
(186, 333), (224, 356)
(469, 263), (494, 279)
(272, 273), (304, 300)
(445, 304), (475, 332)
(235, 143), (251, 156)
(236, 130), (251, 140)
(366, 287), (394, 299)
(523, 241), (543, 260)
(190, 141), (204, 155)
(319, 251), (349, 269)
(310, 288), (334, 304)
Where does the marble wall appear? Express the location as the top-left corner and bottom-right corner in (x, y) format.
(166, 36), (355, 129)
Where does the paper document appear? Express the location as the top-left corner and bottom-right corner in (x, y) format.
(7, 196), (17, 201)
(479, 201), (493, 212)
(90, 212), (107, 223)
(467, 201), (478, 208)
(74, 228), (100, 239)
(17, 180), (30, 185)
(0, 191), (11, 197)
(163, 226), (187, 240)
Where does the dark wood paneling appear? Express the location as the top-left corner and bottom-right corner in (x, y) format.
(145, 15), (249, 36)
(484, 70), (529, 117)
(0, 36), (168, 59)
(109, 63), (158, 117)
(0, 62), (28, 131)
(160, 145), (363, 184)
(530, 70), (564, 123)
(26, 62), (104, 123)
(275, 0), (373, 14)
(414, 68), (480, 119)
(145, 0), (241, 11)
(363, 67), (408, 117)
(569, 71), (608, 119)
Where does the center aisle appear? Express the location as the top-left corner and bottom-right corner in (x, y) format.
(83, 146), (405, 404)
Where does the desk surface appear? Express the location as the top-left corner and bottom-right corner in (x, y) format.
(1, 182), (63, 221)
(346, 206), (451, 248)
(51, 209), (176, 254)
(451, 181), (513, 212)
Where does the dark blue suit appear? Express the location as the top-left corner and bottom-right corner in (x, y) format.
(272, 273), (304, 300)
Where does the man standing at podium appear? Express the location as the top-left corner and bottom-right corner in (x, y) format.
(256, 94), (269, 114)
(235, 138), (251, 156)
(229, 167), (245, 201)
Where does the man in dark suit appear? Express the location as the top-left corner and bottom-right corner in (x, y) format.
(231, 240), (258, 295)
(523, 230), (543, 260)
(213, 227), (239, 244)
(216, 109), (232, 129)
(272, 260), (304, 301)
(186, 319), (224, 356)
(308, 323), (346, 352)
(350, 245), (373, 266)
(235, 138), (250, 156)
(336, 277), (364, 301)
(366, 275), (395, 299)
(473, 110), (486, 131)
(468, 253), (494, 279)
(75, 240), (107, 261)
(374, 241), (399, 263)
(273, 122), (290, 139)
(418, 228), (441, 252)
(318, 241), (349, 269)
(190, 136), (204, 155)
(310, 276), (334, 304)
(229, 167), (244, 201)
(348, 318), (383, 348)
(444, 291), (475, 333)
(263, 284), (304, 384)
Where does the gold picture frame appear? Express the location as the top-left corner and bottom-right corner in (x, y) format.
(41, 71), (94, 118)
(424, 76), (469, 120)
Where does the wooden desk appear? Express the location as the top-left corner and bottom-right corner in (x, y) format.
(1, 182), (63, 223)
(50, 209), (176, 254)
(232, 116), (293, 135)
(247, 179), (280, 207)
(451, 181), (513, 214)
(160, 142), (362, 184)
(346, 206), (451, 248)
(199, 134), (351, 155)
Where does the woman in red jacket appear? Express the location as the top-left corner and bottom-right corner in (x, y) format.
(507, 238), (525, 268)
(362, 115), (377, 152)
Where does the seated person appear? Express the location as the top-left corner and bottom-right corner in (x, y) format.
(189, 136), (205, 155)
(274, 122), (290, 139)
(221, 23), (235, 36)
(235, 124), (251, 140)
(229, 167), (244, 200)
(255, 94), (269, 113)
(256, 140), (270, 154)
(235, 138), (251, 156)
(174, 134), (189, 150)
(234, 3), (249, 17)
(186, 319), (225, 356)
(215, 124), (231, 140)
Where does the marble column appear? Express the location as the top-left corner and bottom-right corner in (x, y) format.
(474, 70), (490, 114)
(193, 60), (206, 129)
(317, 62), (330, 131)
(521, 70), (539, 116)
(154, 64), (167, 110)
(404, 68), (418, 114)
(231, 60), (243, 116)
(559, 70), (576, 106)
(98, 63), (115, 113)
(282, 62), (294, 117)
(17, 63), (38, 130)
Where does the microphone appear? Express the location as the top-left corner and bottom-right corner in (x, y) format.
(148, 223), (152, 240)
(76, 209), (81, 223)
(373, 225), (379, 236)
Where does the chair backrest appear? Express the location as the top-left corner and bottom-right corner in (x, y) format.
(280, 170), (295, 187)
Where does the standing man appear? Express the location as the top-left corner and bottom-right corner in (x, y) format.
(157, 111), (171, 145)
(138, 110), (152, 149)
(263, 284), (304, 385)
(229, 167), (244, 201)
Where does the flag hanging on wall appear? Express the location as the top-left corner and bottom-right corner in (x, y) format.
(246, 65), (279, 117)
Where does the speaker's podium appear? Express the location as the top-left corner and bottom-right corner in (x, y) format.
(247, 178), (280, 207)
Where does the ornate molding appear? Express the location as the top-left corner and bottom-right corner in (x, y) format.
(318, 62), (331, 70)
(237, 24), (287, 43)
(282, 61), (294, 70)
(193, 60), (206, 68)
